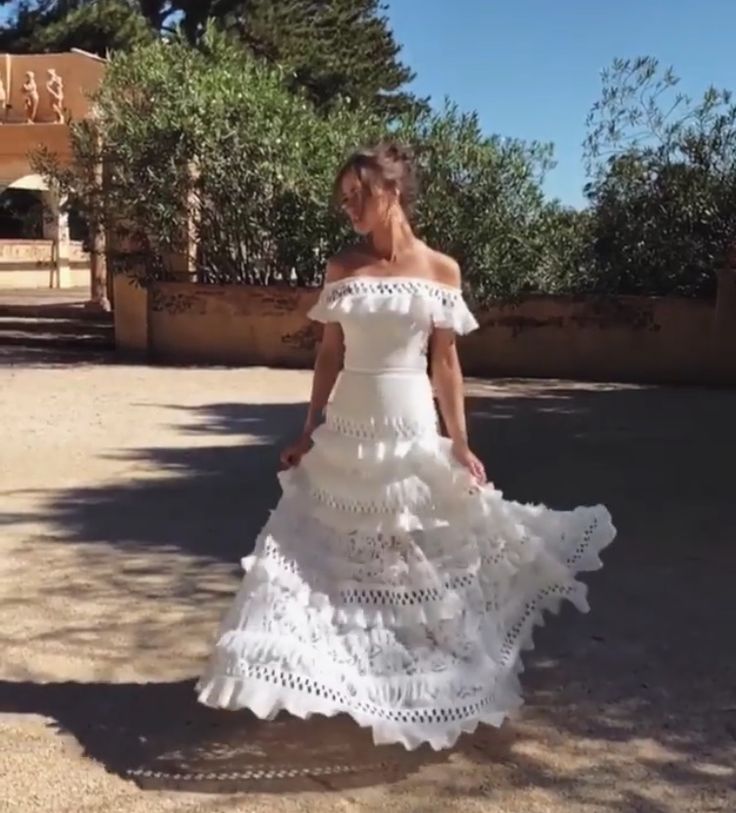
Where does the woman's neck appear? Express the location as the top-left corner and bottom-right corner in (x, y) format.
(370, 214), (416, 262)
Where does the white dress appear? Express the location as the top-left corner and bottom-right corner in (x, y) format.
(196, 276), (616, 751)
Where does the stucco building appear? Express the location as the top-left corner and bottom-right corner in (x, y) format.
(0, 49), (105, 291)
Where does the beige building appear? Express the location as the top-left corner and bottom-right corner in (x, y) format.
(0, 50), (106, 290)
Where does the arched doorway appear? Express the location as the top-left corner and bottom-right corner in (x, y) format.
(0, 188), (45, 239)
(0, 173), (84, 291)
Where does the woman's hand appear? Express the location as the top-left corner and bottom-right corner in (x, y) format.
(280, 431), (313, 469)
(452, 440), (488, 485)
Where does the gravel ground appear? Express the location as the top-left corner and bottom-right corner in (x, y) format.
(1, 351), (734, 813)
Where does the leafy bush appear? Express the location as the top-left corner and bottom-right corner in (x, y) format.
(393, 104), (555, 300)
(35, 29), (557, 300)
(35, 28), (381, 286)
(33, 40), (736, 303)
(583, 57), (736, 297)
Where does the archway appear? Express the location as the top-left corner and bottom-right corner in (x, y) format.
(0, 188), (45, 239)
(0, 173), (75, 290)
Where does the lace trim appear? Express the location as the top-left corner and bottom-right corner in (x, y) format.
(233, 503), (610, 633)
(249, 538), (481, 611)
(308, 276), (478, 335)
(197, 572), (591, 748)
(287, 431), (486, 519)
(324, 413), (437, 442)
(208, 664), (506, 722)
(280, 474), (482, 525)
(324, 277), (463, 308)
(197, 671), (515, 751)
(564, 514), (603, 567)
(198, 514), (614, 749)
(211, 564), (590, 683)
(308, 481), (433, 515)
(258, 535), (507, 590)
(498, 582), (580, 663)
(279, 458), (439, 517)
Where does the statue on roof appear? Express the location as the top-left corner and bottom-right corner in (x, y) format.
(47, 68), (65, 124)
(23, 71), (39, 123)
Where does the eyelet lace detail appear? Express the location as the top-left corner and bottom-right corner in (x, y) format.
(212, 663), (506, 724)
(325, 412), (437, 440)
(308, 275), (479, 335)
(324, 277), (463, 308)
(306, 482), (433, 515)
(258, 533), (479, 607)
(199, 485), (613, 749)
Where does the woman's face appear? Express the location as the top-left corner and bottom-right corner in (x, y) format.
(339, 169), (392, 235)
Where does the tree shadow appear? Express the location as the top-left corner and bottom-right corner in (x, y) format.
(3, 381), (735, 806)
(436, 380), (736, 810)
(0, 344), (116, 368)
(0, 678), (512, 792)
(11, 402), (300, 560)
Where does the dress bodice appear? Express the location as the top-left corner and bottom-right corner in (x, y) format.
(308, 277), (478, 374)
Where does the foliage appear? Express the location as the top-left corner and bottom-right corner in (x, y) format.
(33, 28), (381, 286)
(532, 205), (596, 295)
(222, 0), (421, 116)
(33, 31), (558, 299)
(0, 0), (420, 117)
(34, 34), (736, 302)
(583, 56), (736, 297)
(392, 104), (556, 300)
(0, 1), (155, 54)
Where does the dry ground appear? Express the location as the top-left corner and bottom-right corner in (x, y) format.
(1, 350), (734, 812)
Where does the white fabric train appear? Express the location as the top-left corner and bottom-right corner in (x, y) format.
(196, 276), (616, 751)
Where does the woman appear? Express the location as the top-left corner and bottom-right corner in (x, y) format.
(196, 144), (615, 751)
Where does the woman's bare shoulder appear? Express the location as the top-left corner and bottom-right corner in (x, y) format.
(324, 246), (370, 283)
(424, 246), (462, 289)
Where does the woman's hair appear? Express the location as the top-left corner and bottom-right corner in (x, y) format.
(333, 142), (418, 217)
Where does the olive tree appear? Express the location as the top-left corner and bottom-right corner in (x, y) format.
(583, 57), (736, 296)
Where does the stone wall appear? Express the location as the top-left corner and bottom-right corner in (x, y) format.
(461, 295), (725, 383)
(113, 276), (736, 385)
(114, 279), (320, 366)
(0, 238), (90, 288)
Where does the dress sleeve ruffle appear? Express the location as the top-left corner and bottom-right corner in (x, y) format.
(307, 278), (478, 335)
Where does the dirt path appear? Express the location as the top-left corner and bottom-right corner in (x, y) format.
(1, 354), (733, 812)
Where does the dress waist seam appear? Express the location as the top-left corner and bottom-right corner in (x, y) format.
(342, 366), (428, 376)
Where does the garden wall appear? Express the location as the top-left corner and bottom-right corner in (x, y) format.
(0, 239), (90, 288)
(113, 274), (736, 385)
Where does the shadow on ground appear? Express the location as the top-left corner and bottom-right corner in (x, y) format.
(0, 677), (512, 793)
(0, 345), (117, 368)
(2, 381), (735, 806)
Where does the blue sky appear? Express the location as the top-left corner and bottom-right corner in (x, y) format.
(386, 0), (736, 206)
(3, 1), (733, 205)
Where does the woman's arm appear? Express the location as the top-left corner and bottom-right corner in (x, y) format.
(304, 257), (348, 431)
(303, 322), (344, 434)
(426, 251), (486, 483)
(430, 329), (487, 485)
(281, 260), (346, 467)
(430, 329), (468, 445)
(281, 322), (344, 468)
